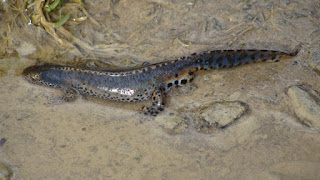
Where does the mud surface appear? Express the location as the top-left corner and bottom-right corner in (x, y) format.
(1, 0), (320, 179)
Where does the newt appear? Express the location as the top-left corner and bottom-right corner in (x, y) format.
(23, 46), (300, 116)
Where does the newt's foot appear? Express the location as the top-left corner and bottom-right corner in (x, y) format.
(140, 106), (164, 116)
(45, 89), (77, 105)
(139, 86), (166, 116)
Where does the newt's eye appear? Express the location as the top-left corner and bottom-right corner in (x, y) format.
(196, 59), (201, 63)
(31, 74), (40, 80)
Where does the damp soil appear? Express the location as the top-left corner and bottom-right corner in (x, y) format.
(0, 0), (320, 179)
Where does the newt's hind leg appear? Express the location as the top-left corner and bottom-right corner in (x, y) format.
(140, 86), (166, 116)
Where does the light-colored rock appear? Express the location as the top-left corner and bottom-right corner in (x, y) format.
(200, 101), (248, 128)
(155, 111), (189, 134)
(0, 162), (13, 180)
(16, 41), (36, 57)
(308, 47), (320, 75)
(287, 86), (320, 128)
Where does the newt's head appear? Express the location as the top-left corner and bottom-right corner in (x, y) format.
(22, 63), (55, 86)
(23, 66), (44, 86)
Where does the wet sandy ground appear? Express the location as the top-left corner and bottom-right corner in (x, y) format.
(1, 0), (320, 179)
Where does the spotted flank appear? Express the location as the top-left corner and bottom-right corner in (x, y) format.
(23, 45), (300, 116)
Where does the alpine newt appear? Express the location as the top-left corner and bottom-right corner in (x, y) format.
(23, 46), (300, 116)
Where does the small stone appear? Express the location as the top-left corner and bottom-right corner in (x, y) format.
(0, 162), (13, 180)
(16, 41), (36, 57)
(0, 138), (7, 147)
(200, 101), (248, 128)
(308, 47), (320, 75)
(287, 86), (320, 128)
(155, 111), (189, 134)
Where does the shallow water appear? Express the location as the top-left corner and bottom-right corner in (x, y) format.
(1, 0), (320, 179)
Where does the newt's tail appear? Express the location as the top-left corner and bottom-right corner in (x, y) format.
(192, 45), (301, 70)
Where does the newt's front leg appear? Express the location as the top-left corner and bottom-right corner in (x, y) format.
(140, 86), (166, 116)
(46, 89), (77, 104)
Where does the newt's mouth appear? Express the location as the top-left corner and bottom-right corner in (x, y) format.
(22, 64), (51, 85)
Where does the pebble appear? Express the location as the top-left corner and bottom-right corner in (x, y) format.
(287, 86), (320, 128)
(200, 101), (248, 128)
(16, 41), (36, 57)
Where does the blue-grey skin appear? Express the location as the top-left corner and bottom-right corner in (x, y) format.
(23, 47), (299, 116)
